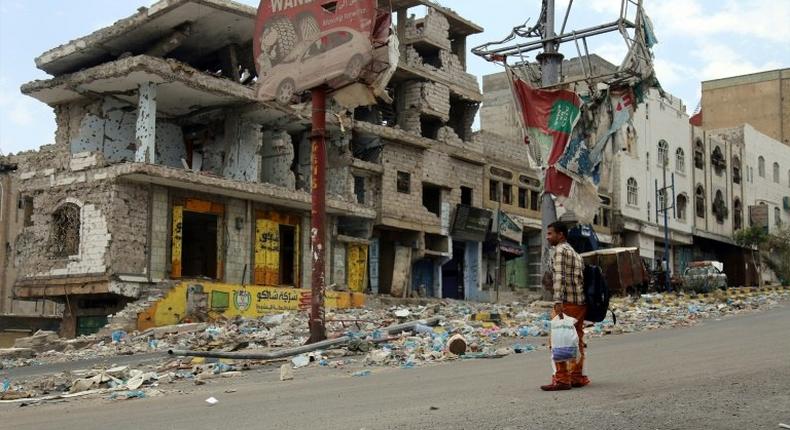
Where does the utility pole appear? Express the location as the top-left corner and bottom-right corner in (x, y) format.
(537, 0), (564, 298)
(655, 158), (675, 293)
(308, 87), (328, 343)
(495, 182), (503, 303)
(471, 0), (650, 294)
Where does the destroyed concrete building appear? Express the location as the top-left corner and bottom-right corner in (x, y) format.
(0, 0), (500, 336)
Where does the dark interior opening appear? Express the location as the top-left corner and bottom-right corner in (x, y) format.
(461, 186), (472, 206)
(422, 183), (442, 217)
(182, 211), (218, 279)
(415, 45), (442, 68)
(420, 115), (442, 139)
(279, 224), (296, 285)
(354, 176), (366, 204)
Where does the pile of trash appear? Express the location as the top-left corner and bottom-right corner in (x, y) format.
(1, 288), (787, 402)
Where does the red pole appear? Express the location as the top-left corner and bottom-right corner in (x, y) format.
(308, 87), (327, 343)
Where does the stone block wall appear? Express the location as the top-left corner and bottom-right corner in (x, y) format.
(108, 183), (150, 275)
(404, 9), (451, 50)
(149, 186), (169, 280)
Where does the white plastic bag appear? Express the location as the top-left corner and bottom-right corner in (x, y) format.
(550, 315), (579, 362)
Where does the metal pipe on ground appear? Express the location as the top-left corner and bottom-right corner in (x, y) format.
(167, 316), (441, 360)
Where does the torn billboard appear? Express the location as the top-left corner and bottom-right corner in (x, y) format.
(254, 0), (395, 105)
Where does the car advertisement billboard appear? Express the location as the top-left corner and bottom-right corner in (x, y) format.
(254, 0), (388, 104)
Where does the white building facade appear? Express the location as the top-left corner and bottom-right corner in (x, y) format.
(613, 89), (694, 273)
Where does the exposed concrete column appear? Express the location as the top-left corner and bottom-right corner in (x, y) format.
(135, 82), (157, 164)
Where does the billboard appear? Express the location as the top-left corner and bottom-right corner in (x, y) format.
(254, 0), (393, 104)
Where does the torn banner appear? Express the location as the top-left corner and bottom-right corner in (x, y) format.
(510, 76), (582, 197)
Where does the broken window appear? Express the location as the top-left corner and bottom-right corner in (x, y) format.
(694, 140), (704, 169)
(181, 211), (218, 279)
(658, 140), (669, 167)
(489, 180), (499, 202)
(732, 157), (742, 184)
(502, 183), (512, 205)
(530, 190), (539, 211)
(602, 208), (611, 227)
(354, 176), (365, 204)
(733, 199), (743, 230)
(19, 196), (33, 227)
(422, 183), (442, 217)
(397, 171), (411, 194)
(711, 146), (726, 176)
(676, 148), (685, 173)
(775, 207), (782, 227)
(52, 203), (80, 258)
(695, 185), (706, 219)
(677, 194), (688, 222)
(279, 225), (296, 285)
(420, 115), (442, 139)
(461, 186), (472, 206)
(448, 97), (477, 142)
(518, 188), (527, 209)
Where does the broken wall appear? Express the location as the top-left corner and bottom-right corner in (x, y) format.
(261, 130), (296, 189)
(66, 99), (186, 168)
(223, 116), (262, 182)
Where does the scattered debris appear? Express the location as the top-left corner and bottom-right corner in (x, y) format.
(280, 364), (294, 381)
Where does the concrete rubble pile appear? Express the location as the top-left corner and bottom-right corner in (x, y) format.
(1, 289), (787, 402)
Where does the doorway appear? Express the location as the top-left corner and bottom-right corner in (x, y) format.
(442, 241), (466, 299)
(279, 224), (296, 285)
(181, 211), (218, 278)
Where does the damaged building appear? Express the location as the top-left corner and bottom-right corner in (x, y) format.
(0, 0), (499, 336)
(1, 0), (376, 337)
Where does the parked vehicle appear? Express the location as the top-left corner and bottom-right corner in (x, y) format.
(580, 247), (650, 296)
(682, 261), (728, 293)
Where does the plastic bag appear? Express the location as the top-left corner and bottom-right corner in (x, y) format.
(550, 315), (579, 362)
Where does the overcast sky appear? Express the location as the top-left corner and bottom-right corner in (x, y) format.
(1, 0), (788, 155)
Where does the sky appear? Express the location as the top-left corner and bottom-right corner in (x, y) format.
(0, 0), (788, 155)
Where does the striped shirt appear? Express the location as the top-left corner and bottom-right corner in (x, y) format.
(552, 242), (585, 305)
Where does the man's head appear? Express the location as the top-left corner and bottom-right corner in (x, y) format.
(547, 221), (568, 246)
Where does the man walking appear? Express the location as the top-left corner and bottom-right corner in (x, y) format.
(541, 221), (590, 391)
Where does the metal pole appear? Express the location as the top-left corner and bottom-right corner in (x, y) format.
(308, 87), (327, 343)
(662, 163), (670, 292)
(538, 0), (564, 299)
(495, 182), (502, 303)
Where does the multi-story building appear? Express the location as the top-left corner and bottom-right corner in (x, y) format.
(691, 123), (790, 285)
(0, 0), (495, 335)
(613, 88), (694, 274)
(699, 68), (790, 146)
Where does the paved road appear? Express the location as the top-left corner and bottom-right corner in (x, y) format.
(3, 306), (789, 430)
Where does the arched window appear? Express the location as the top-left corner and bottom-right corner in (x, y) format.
(675, 148), (685, 172)
(713, 190), (728, 224)
(658, 189), (667, 211)
(695, 185), (705, 218)
(711, 146), (725, 175)
(733, 198), (743, 230)
(676, 194), (688, 221)
(732, 156), (741, 184)
(773, 162), (780, 183)
(758, 156), (765, 177)
(52, 203), (80, 257)
(776, 207), (782, 227)
(658, 140), (669, 167)
(694, 139), (704, 169)
(627, 177), (638, 206)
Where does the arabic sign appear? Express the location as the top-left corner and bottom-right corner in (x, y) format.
(451, 205), (493, 242)
(494, 211), (523, 243)
(138, 282), (364, 329)
(254, 0), (382, 103)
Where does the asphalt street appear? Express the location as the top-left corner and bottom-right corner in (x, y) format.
(2, 305), (789, 430)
